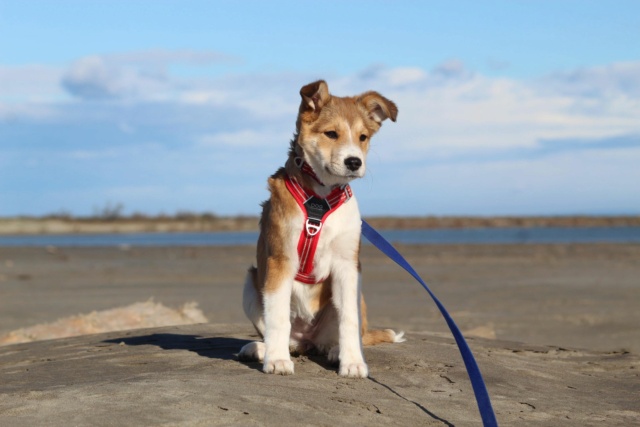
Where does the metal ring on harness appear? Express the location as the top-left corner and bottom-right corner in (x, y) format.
(305, 219), (322, 236)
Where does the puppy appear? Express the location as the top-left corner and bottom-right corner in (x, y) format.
(239, 80), (403, 378)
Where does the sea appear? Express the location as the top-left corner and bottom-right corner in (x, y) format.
(1, 226), (640, 247)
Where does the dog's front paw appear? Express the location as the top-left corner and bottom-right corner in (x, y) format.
(263, 359), (295, 375)
(339, 362), (368, 378)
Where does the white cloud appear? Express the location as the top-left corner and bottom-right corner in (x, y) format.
(7, 56), (640, 158)
(61, 55), (170, 100)
(0, 65), (68, 120)
(357, 146), (640, 215)
(0, 65), (66, 102)
(0, 102), (59, 121)
(176, 72), (311, 119)
(385, 67), (429, 87)
(105, 49), (238, 67)
(60, 49), (234, 101)
(538, 61), (640, 98)
(3, 55), (640, 215)
(196, 129), (291, 148)
(331, 60), (640, 160)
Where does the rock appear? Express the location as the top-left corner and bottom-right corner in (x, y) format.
(0, 324), (637, 426)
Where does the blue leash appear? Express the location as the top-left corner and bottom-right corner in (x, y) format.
(361, 219), (499, 427)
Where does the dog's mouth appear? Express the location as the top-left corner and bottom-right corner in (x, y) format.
(324, 166), (362, 180)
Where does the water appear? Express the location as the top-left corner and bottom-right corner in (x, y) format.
(377, 227), (640, 244)
(1, 227), (639, 247)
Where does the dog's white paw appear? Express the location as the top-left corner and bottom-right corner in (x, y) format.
(238, 341), (265, 362)
(263, 359), (295, 375)
(327, 346), (340, 365)
(339, 362), (368, 378)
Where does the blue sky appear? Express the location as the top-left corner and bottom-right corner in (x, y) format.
(1, 1), (639, 216)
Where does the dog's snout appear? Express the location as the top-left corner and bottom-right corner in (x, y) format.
(344, 157), (362, 171)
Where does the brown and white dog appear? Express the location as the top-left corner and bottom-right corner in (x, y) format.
(239, 80), (404, 378)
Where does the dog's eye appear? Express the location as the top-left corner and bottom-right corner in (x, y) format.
(359, 134), (368, 142)
(324, 131), (338, 139)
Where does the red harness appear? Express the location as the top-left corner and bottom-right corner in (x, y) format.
(284, 164), (352, 284)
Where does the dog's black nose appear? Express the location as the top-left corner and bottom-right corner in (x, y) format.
(344, 157), (362, 171)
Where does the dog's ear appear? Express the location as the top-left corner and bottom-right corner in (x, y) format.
(299, 80), (330, 112)
(358, 91), (398, 124)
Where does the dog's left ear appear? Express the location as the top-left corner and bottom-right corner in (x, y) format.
(358, 92), (398, 124)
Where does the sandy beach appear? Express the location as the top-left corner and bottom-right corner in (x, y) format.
(1, 243), (638, 352)
(1, 243), (639, 425)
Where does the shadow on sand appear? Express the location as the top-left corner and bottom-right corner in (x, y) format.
(104, 333), (253, 362)
(103, 333), (343, 373)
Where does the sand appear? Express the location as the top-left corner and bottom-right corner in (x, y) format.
(3, 216), (640, 235)
(0, 244), (639, 425)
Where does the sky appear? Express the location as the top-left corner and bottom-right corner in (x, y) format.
(1, 0), (639, 217)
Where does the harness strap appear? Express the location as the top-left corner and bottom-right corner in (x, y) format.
(284, 174), (352, 284)
(294, 157), (324, 186)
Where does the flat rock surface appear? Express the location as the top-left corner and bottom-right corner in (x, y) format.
(1, 323), (638, 426)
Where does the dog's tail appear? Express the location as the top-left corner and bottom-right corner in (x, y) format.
(362, 329), (405, 346)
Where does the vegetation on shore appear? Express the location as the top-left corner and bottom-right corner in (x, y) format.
(1, 208), (639, 236)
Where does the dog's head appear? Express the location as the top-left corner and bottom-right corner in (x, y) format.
(293, 80), (397, 187)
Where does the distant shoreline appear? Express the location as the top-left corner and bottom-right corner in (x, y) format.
(1, 215), (639, 235)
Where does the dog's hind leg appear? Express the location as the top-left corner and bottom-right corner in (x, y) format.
(324, 295), (404, 365)
(360, 296), (405, 346)
(238, 341), (266, 361)
(239, 267), (267, 361)
(242, 267), (265, 337)
(362, 329), (405, 345)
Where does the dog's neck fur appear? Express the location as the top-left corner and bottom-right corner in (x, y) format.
(285, 136), (336, 199)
